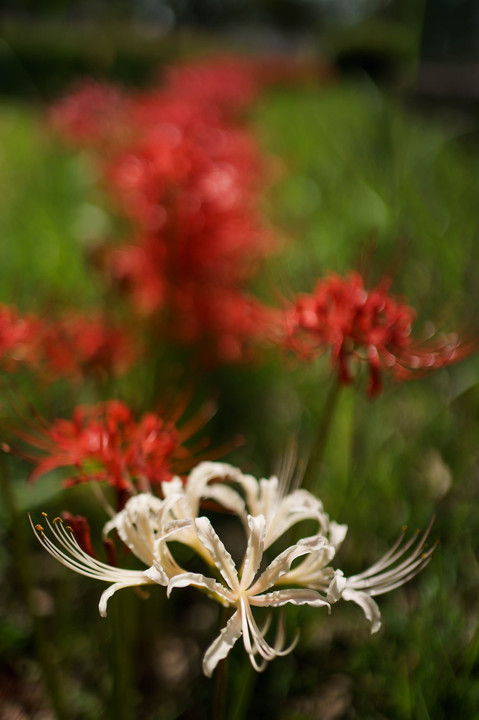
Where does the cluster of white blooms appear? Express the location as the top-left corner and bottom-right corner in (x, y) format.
(32, 462), (434, 676)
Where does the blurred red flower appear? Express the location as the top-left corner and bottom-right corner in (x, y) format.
(284, 272), (476, 396)
(0, 303), (135, 382)
(48, 57), (281, 365)
(16, 399), (208, 500)
(0, 305), (43, 371)
(49, 80), (129, 148)
(40, 312), (135, 380)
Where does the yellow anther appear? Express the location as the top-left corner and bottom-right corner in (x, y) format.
(42, 512), (48, 518)
(66, 526), (74, 533)
(53, 517), (63, 524)
(35, 524), (44, 532)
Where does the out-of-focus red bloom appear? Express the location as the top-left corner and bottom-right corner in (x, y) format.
(0, 305), (43, 371)
(49, 55), (333, 365)
(163, 55), (261, 114)
(0, 303), (135, 382)
(170, 287), (280, 364)
(97, 82), (275, 361)
(23, 400), (133, 488)
(107, 242), (167, 315)
(49, 81), (129, 148)
(62, 512), (97, 558)
(40, 312), (135, 380)
(284, 272), (477, 396)
(16, 399), (206, 498)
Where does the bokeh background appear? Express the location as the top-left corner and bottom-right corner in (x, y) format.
(2, 1), (479, 719)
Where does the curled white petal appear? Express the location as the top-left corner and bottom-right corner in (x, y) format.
(167, 571), (234, 606)
(103, 493), (164, 566)
(203, 611), (243, 678)
(240, 515), (266, 589)
(194, 516), (240, 592)
(342, 588), (382, 634)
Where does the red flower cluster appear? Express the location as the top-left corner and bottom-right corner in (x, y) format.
(284, 272), (476, 396)
(18, 400), (196, 497)
(49, 56), (288, 363)
(39, 311), (135, 380)
(49, 81), (128, 149)
(0, 305), (43, 372)
(0, 303), (134, 381)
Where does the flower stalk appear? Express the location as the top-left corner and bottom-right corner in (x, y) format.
(109, 592), (137, 720)
(213, 610), (231, 720)
(302, 375), (342, 493)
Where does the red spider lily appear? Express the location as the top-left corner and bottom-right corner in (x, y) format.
(284, 272), (477, 396)
(163, 55), (261, 113)
(48, 80), (129, 148)
(61, 512), (97, 558)
(40, 312), (136, 380)
(0, 305), (43, 372)
(104, 106), (265, 232)
(14, 399), (220, 501)
(98, 93), (274, 360)
(170, 287), (280, 364)
(47, 57), (286, 365)
(0, 304), (135, 382)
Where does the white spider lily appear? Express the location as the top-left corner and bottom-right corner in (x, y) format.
(31, 462), (435, 676)
(170, 461), (341, 550)
(30, 513), (156, 617)
(161, 514), (337, 676)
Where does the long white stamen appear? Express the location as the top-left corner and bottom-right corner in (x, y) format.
(347, 519), (434, 590)
(30, 515), (147, 585)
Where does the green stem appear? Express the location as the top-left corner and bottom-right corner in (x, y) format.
(302, 376), (342, 493)
(213, 608), (231, 720)
(229, 661), (256, 720)
(109, 592), (137, 720)
(0, 452), (67, 720)
(213, 655), (229, 720)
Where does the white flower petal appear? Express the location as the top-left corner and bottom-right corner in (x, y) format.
(328, 522), (348, 551)
(342, 587), (382, 634)
(327, 570), (346, 603)
(143, 565), (169, 586)
(103, 493), (163, 566)
(194, 516), (240, 592)
(200, 484), (248, 524)
(240, 515), (266, 589)
(250, 588), (330, 609)
(278, 545), (337, 589)
(249, 535), (331, 595)
(202, 610), (243, 677)
(167, 571), (234, 606)
(98, 576), (153, 617)
(262, 488), (329, 548)
(160, 476), (184, 498)
(186, 462), (247, 509)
